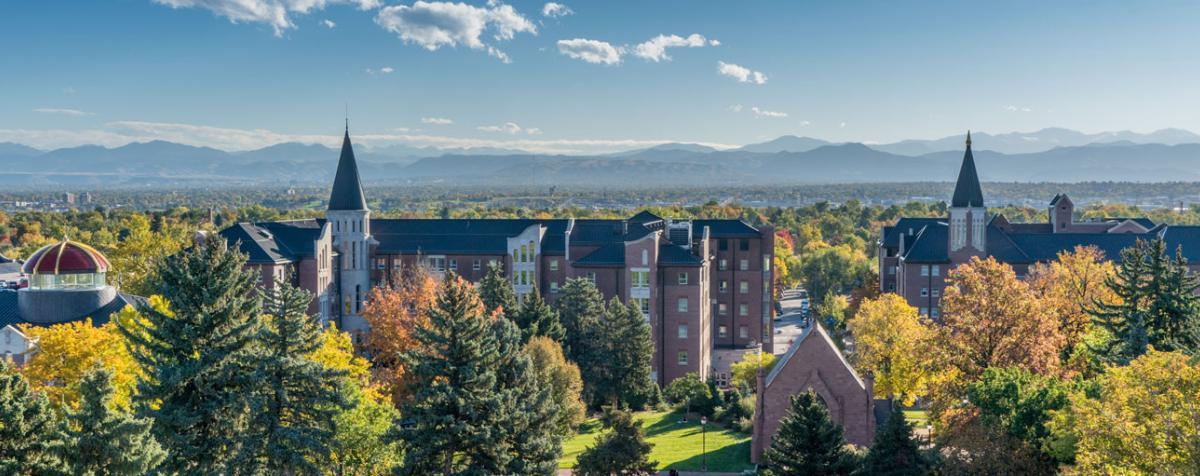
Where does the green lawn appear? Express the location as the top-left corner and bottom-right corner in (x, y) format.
(560, 410), (753, 472)
(903, 409), (929, 427)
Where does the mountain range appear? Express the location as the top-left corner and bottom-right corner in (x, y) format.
(2, 128), (1199, 187)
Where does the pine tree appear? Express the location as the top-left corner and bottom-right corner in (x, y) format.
(762, 392), (859, 476)
(238, 282), (350, 474)
(119, 233), (262, 474)
(594, 298), (655, 408)
(484, 315), (563, 475)
(393, 274), (505, 475)
(0, 362), (63, 474)
(512, 288), (566, 343)
(1091, 239), (1149, 363)
(1149, 243), (1200, 353)
(574, 409), (657, 476)
(478, 261), (517, 317)
(557, 277), (605, 361)
(857, 406), (929, 476)
(58, 366), (166, 475)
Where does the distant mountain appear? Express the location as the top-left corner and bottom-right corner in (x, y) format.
(0, 142), (43, 157)
(874, 128), (1200, 155)
(736, 135), (831, 153)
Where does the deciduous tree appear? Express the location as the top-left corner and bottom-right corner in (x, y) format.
(360, 265), (437, 405)
(525, 336), (586, 436)
(848, 293), (934, 405)
(19, 319), (138, 411)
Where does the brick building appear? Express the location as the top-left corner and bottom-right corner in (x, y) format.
(879, 132), (1200, 316)
(220, 128), (776, 386)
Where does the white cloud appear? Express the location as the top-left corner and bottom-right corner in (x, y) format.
(364, 66), (394, 75)
(800, 120), (811, 126)
(557, 38), (622, 65)
(632, 33), (709, 62)
(0, 121), (737, 155)
(525, 127), (542, 135)
(322, 19), (336, 28)
(477, 122), (525, 134)
(33, 108), (93, 117)
(751, 107), (787, 118)
(152, 0), (379, 36)
(380, 66), (394, 73)
(541, 2), (572, 18)
(374, 1), (535, 63)
(421, 117), (454, 125)
(728, 104), (743, 112)
(708, 39), (720, 46)
(1003, 105), (1033, 112)
(717, 61), (766, 84)
(839, 121), (846, 128)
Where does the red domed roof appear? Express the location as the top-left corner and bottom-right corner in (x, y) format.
(22, 240), (110, 275)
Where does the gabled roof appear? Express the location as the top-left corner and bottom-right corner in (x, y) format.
(881, 218), (943, 248)
(572, 243), (626, 267)
(629, 210), (663, 225)
(658, 243), (703, 267)
(899, 222), (950, 263)
(692, 219), (761, 238)
(765, 322), (865, 389)
(328, 129), (368, 211)
(951, 132), (984, 208)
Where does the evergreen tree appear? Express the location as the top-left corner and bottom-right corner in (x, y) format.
(484, 315), (563, 475)
(512, 288), (566, 343)
(238, 282), (350, 474)
(1150, 244), (1200, 352)
(0, 362), (63, 474)
(393, 273), (506, 475)
(119, 233), (262, 474)
(594, 298), (656, 408)
(478, 262), (517, 317)
(1091, 240), (1149, 363)
(762, 392), (859, 476)
(557, 277), (605, 362)
(58, 366), (166, 475)
(857, 406), (929, 476)
(574, 409), (657, 476)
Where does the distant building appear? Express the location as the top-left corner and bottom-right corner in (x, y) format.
(0, 240), (143, 364)
(64, 192), (76, 205)
(220, 127), (776, 387)
(879, 132), (1200, 316)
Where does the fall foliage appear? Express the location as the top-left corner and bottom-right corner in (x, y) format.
(19, 319), (139, 411)
(848, 293), (934, 405)
(359, 266), (437, 405)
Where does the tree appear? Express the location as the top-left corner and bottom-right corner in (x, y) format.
(798, 243), (870, 309)
(663, 372), (710, 417)
(360, 265), (437, 405)
(848, 293), (934, 405)
(857, 406), (929, 476)
(730, 352), (777, 392)
(0, 362), (63, 474)
(816, 291), (851, 342)
(525, 336), (586, 436)
(57, 366), (165, 475)
(762, 391), (859, 476)
(1027, 246), (1119, 377)
(511, 289), (566, 343)
(1057, 350), (1200, 474)
(593, 298), (656, 408)
(19, 319), (139, 411)
(118, 233), (262, 474)
(103, 213), (188, 297)
(478, 261), (516, 317)
(315, 325), (401, 476)
(486, 311), (563, 475)
(573, 409), (657, 476)
(966, 367), (1073, 468)
(557, 277), (605, 364)
(239, 282), (349, 474)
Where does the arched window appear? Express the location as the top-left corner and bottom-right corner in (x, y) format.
(641, 249), (648, 266)
(354, 285), (361, 314)
(520, 245), (527, 263)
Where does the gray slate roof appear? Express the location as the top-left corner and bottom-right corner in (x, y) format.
(0, 290), (145, 328)
(951, 137), (984, 208)
(327, 130), (368, 211)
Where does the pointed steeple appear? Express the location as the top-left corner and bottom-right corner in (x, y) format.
(328, 127), (368, 211)
(951, 130), (984, 208)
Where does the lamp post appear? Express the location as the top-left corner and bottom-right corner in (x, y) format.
(700, 416), (708, 472)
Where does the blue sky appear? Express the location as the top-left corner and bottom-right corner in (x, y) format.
(2, 0), (1198, 153)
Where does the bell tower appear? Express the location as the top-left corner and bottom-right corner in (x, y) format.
(327, 124), (373, 333)
(948, 131), (986, 260)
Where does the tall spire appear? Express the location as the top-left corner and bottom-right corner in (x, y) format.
(951, 131), (984, 208)
(328, 126), (368, 211)
(966, 130), (972, 148)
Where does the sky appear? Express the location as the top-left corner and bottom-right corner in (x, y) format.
(2, 0), (1199, 154)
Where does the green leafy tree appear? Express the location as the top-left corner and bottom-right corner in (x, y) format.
(857, 406), (929, 476)
(512, 289), (566, 343)
(0, 362), (63, 474)
(525, 336), (586, 436)
(119, 234), (262, 474)
(478, 262), (516, 317)
(966, 367), (1073, 466)
(239, 282), (350, 473)
(57, 366), (166, 475)
(663, 372), (710, 417)
(574, 409), (657, 476)
(593, 298), (655, 408)
(762, 392), (859, 476)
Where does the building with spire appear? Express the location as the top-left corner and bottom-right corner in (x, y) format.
(220, 126), (777, 387)
(878, 133), (1200, 318)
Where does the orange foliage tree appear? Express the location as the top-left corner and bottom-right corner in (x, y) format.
(359, 265), (438, 406)
(1027, 245), (1119, 376)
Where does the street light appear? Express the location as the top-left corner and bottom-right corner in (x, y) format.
(700, 416), (708, 472)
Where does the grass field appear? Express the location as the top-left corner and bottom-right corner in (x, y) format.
(559, 410), (753, 472)
(903, 409), (930, 428)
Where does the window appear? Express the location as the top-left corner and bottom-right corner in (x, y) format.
(678, 272), (688, 285)
(678, 324), (688, 338)
(931, 308), (940, 319)
(449, 259), (458, 271)
(550, 281), (559, 293)
(587, 272), (597, 283)
(739, 259), (749, 271)
(639, 299), (650, 315)
(739, 239), (750, 251)
(520, 245), (527, 263)
(920, 265), (929, 276)
(677, 351), (688, 366)
(887, 283), (896, 291)
(473, 259), (481, 271)
(427, 256), (446, 272)
(739, 326), (748, 338)
(920, 287), (929, 297)
(719, 239), (728, 251)
(719, 259), (728, 271)
(764, 256), (771, 271)
(739, 281), (749, 294)
(632, 270), (649, 288)
(932, 265), (940, 277)
(931, 288), (940, 298)
(354, 285), (362, 314)
(718, 325), (728, 338)
(719, 280), (728, 292)
(641, 249), (648, 266)
(719, 303), (728, 315)
(739, 303), (748, 316)
(887, 266), (896, 275)
(549, 259), (559, 271)
(919, 307), (928, 316)
(677, 298), (689, 312)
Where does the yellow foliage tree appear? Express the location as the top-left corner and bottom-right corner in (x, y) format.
(1027, 245), (1120, 377)
(19, 319), (138, 411)
(524, 336), (586, 436)
(359, 266), (438, 406)
(848, 293), (934, 405)
(731, 352), (777, 391)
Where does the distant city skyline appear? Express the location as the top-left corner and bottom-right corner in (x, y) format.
(2, 1), (1198, 153)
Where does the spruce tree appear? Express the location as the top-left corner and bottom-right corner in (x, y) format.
(484, 314), (563, 475)
(1150, 243), (1200, 353)
(119, 233), (262, 474)
(394, 273), (506, 474)
(58, 366), (166, 475)
(0, 362), (63, 474)
(512, 288), (566, 343)
(557, 277), (605, 361)
(238, 282), (350, 474)
(594, 298), (655, 408)
(762, 392), (859, 476)
(478, 261), (517, 317)
(1091, 239), (1149, 363)
(574, 409), (657, 476)
(857, 406), (929, 476)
